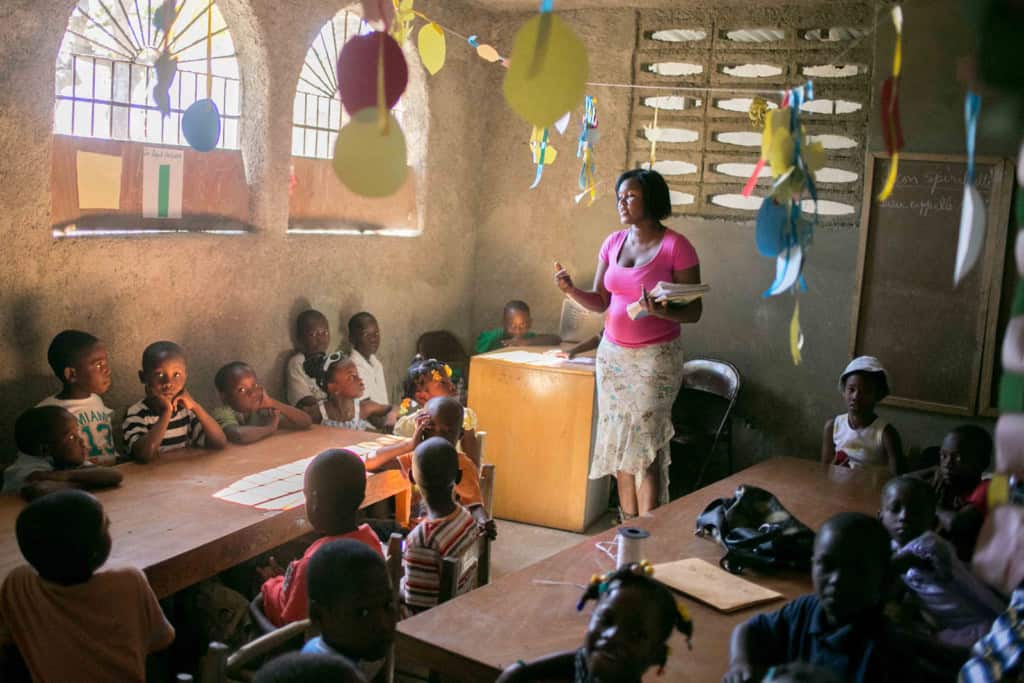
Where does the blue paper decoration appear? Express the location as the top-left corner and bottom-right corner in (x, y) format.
(182, 99), (221, 152)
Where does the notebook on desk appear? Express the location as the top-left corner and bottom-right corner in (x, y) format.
(652, 558), (783, 613)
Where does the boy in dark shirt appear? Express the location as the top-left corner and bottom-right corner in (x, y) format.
(723, 513), (913, 683)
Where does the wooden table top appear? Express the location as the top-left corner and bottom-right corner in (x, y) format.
(0, 426), (410, 598)
(472, 347), (597, 377)
(396, 457), (889, 682)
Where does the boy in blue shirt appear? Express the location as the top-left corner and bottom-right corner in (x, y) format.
(723, 513), (915, 683)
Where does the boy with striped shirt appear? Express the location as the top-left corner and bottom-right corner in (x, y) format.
(123, 341), (227, 462)
(400, 437), (481, 614)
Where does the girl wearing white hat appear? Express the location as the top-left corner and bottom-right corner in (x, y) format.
(821, 356), (905, 475)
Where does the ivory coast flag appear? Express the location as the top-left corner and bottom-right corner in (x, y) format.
(142, 147), (183, 219)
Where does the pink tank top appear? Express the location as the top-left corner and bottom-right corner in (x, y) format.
(599, 228), (700, 348)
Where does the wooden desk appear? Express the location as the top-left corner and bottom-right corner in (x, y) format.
(0, 426), (410, 598)
(468, 348), (608, 532)
(396, 457), (887, 682)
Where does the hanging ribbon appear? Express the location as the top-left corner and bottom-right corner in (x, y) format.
(576, 95), (598, 205)
(877, 5), (904, 201)
(205, 4), (213, 99)
(954, 91), (985, 285)
(647, 102), (659, 169)
(539, 0), (553, 11)
(529, 126), (555, 188)
(376, 32), (389, 133)
(790, 299), (804, 366)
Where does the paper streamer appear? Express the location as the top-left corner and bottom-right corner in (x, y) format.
(954, 91), (985, 286)
(764, 242), (803, 297)
(877, 5), (904, 201)
(576, 95), (598, 205)
(529, 126), (555, 189)
(790, 300), (804, 366)
(417, 22), (446, 75)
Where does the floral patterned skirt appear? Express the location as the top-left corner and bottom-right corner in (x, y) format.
(590, 335), (685, 505)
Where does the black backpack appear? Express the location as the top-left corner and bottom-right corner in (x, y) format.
(694, 484), (816, 575)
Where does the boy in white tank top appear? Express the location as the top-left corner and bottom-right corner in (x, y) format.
(821, 356), (905, 476)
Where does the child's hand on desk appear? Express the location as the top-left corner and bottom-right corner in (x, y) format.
(256, 556), (285, 581)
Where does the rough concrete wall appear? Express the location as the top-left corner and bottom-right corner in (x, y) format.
(469, 1), (1009, 465)
(0, 0), (488, 455)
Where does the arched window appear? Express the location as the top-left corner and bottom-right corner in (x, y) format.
(55, 0), (242, 149)
(288, 6), (426, 236)
(291, 8), (367, 159)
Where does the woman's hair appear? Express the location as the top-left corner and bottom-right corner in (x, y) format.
(303, 351), (350, 391)
(616, 168), (672, 221)
(402, 355), (451, 400)
(577, 563), (693, 645)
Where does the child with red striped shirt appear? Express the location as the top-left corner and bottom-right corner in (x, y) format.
(399, 437), (481, 613)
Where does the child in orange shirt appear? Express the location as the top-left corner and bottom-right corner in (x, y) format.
(260, 449), (383, 627)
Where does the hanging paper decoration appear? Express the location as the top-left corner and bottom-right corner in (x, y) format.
(467, 35), (504, 64)
(741, 96), (773, 197)
(361, 0), (395, 32)
(182, 100), (221, 151)
(503, 8), (588, 128)
(554, 112), (571, 135)
(529, 126), (556, 189)
(182, 7), (221, 151)
(333, 108), (408, 197)
(337, 32), (409, 116)
(790, 300), (803, 366)
(391, 0), (415, 44)
(748, 96), (769, 129)
(575, 95), (598, 205)
(151, 0), (179, 118)
(646, 103), (660, 168)
(417, 22), (446, 75)
(954, 91), (985, 286)
(877, 5), (904, 201)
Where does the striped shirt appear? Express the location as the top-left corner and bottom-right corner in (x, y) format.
(400, 506), (480, 612)
(959, 588), (1024, 683)
(122, 400), (205, 455)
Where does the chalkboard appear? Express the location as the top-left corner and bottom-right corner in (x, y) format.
(850, 153), (1014, 415)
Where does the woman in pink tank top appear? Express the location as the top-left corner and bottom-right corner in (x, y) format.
(554, 169), (702, 516)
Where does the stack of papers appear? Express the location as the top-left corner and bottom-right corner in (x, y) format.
(627, 281), (710, 320)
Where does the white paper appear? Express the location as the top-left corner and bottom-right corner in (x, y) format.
(142, 147), (183, 219)
(954, 183), (986, 286)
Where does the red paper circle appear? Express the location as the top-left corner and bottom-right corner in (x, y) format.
(337, 31), (408, 116)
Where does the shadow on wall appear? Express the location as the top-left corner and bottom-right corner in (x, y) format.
(1, 297), (54, 463)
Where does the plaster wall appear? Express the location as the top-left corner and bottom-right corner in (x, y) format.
(0, 0), (490, 455)
(469, 0), (1014, 465)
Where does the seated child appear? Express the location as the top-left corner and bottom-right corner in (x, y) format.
(723, 512), (918, 683)
(495, 562), (693, 683)
(213, 361), (312, 444)
(348, 313), (395, 425)
(261, 448), (383, 627)
(302, 539), (396, 681)
(36, 329), (119, 464)
(400, 437), (481, 613)
(253, 652), (366, 683)
(123, 341), (227, 462)
(821, 356), (905, 475)
(303, 353), (378, 431)
(958, 582), (1024, 682)
(475, 299), (561, 354)
(880, 476), (1005, 647)
(0, 490), (174, 681)
(394, 357), (480, 465)
(3, 406), (123, 500)
(926, 425), (992, 513)
(286, 310), (331, 407)
(368, 396), (495, 539)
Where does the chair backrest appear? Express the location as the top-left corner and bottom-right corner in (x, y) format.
(476, 430), (487, 463)
(438, 533), (491, 603)
(479, 462), (495, 520)
(680, 359), (740, 401)
(559, 298), (604, 343)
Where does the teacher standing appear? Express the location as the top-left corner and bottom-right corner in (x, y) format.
(554, 169), (702, 518)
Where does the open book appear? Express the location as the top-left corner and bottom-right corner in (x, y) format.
(627, 281), (710, 320)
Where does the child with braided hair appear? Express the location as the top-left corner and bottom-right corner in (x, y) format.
(496, 561), (694, 683)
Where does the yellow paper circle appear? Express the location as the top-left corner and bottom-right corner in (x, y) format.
(333, 108), (408, 198)
(418, 22), (446, 75)
(503, 13), (588, 128)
